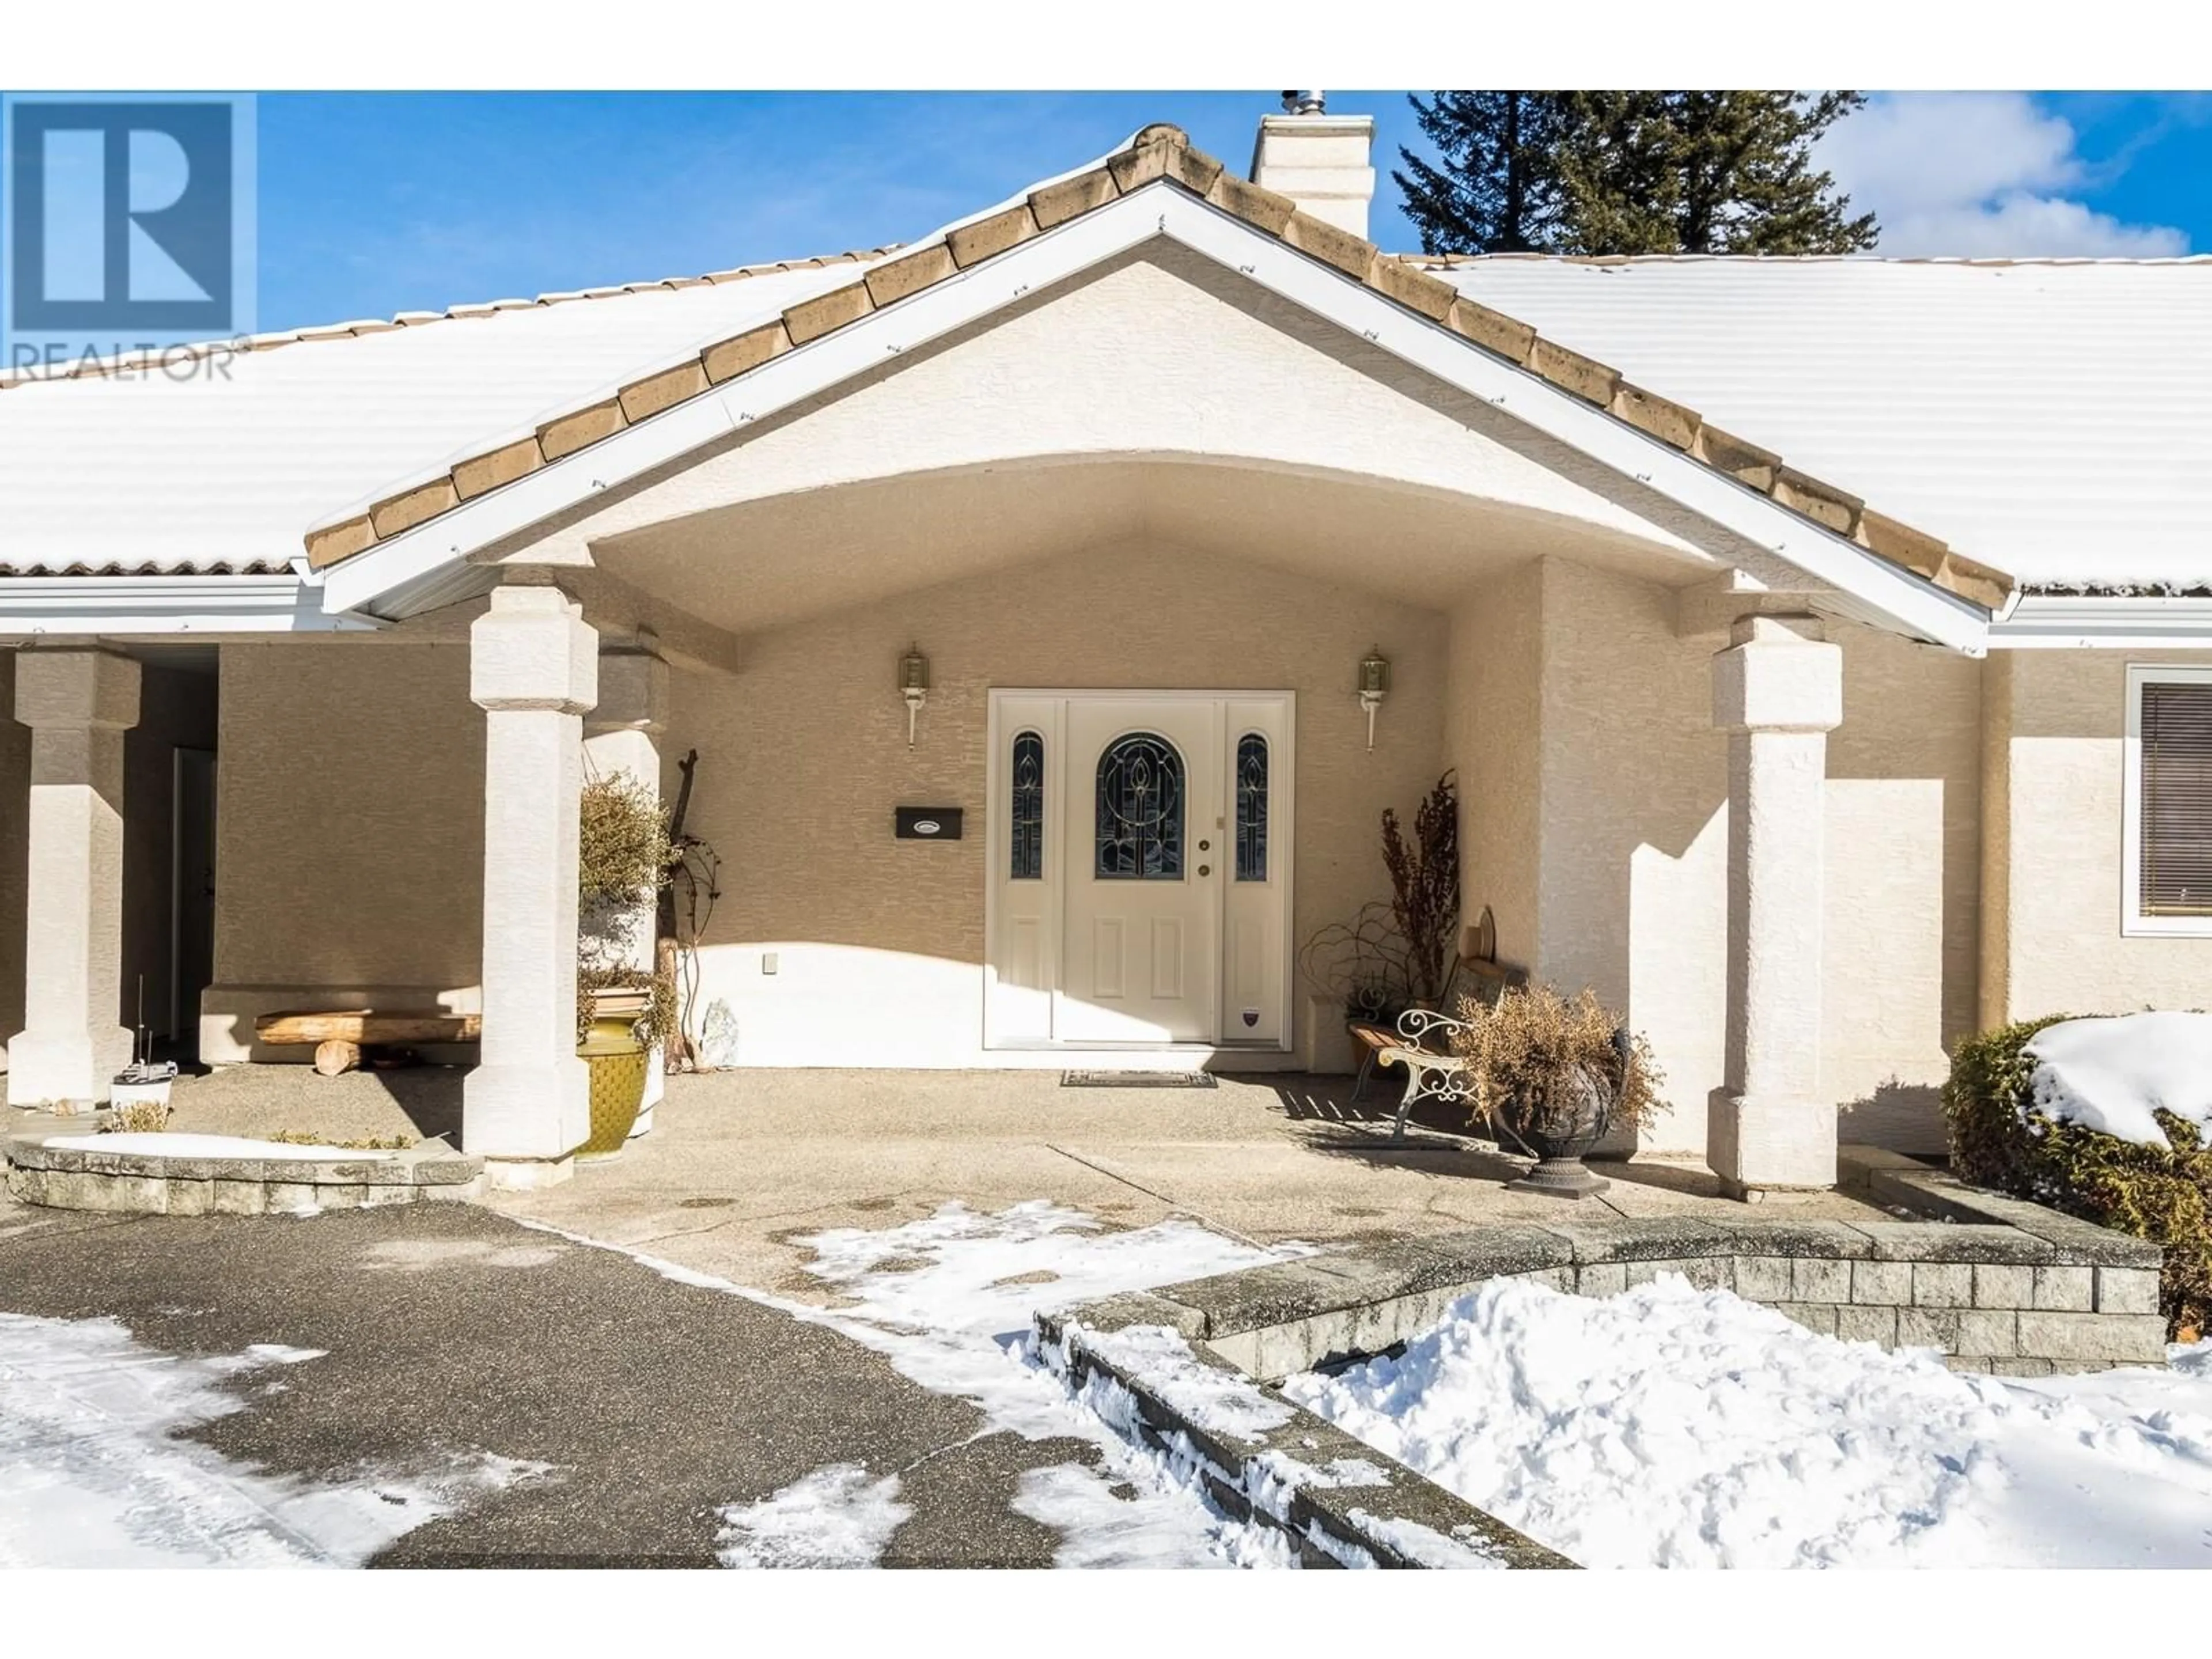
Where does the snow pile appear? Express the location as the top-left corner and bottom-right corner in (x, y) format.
(46, 1133), (398, 1160)
(541, 1202), (1311, 1569)
(717, 1464), (911, 1568)
(1283, 1275), (2212, 1569)
(2023, 1010), (2212, 1147)
(0, 1312), (540, 1566)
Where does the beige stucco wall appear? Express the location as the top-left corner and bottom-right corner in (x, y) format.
(201, 638), (484, 1060)
(1982, 649), (2212, 1025)
(1449, 556), (1981, 1155)
(664, 537), (1450, 1067)
(1448, 563), (1543, 972)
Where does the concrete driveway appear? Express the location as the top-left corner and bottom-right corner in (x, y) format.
(0, 1196), (1143, 1566)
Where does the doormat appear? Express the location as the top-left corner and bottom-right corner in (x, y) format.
(1060, 1070), (1218, 1089)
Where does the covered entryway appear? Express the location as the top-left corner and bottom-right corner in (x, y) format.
(987, 691), (1292, 1052)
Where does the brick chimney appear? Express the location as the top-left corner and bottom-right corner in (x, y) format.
(1249, 91), (1376, 240)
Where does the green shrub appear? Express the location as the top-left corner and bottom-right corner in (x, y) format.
(1944, 1015), (2210, 1341)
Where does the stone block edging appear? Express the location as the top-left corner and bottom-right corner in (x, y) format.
(1035, 1297), (1574, 1571)
(1091, 1150), (2165, 1385)
(4, 1131), (487, 1214)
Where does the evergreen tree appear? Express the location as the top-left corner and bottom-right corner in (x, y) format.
(1396, 90), (1878, 256)
(1393, 92), (1569, 254)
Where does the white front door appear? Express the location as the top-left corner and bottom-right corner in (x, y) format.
(986, 691), (1293, 1051)
(1058, 699), (1222, 1042)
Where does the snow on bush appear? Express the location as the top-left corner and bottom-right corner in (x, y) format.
(1282, 1274), (2212, 1569)
(1947, 1015), (2210, 1338)
(2022, 1011), (2212, 1147)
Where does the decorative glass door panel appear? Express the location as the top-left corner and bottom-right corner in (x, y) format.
(1058, 702), (1220, 1042)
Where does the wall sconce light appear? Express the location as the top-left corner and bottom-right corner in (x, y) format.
(1357, 646), (1391, 752)
(899, 643), (930, 748)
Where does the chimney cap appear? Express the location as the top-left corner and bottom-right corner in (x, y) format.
(1281, 90), (1325, 116)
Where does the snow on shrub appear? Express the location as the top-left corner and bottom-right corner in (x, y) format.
(2024, 1012), (2212, 1147)
(1945, 1014), (2210, 1340)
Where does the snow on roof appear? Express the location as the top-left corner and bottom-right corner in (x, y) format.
(0, 254), (888, 575)
(1424, 255), (2212, 589)
(6, 120), (2199, 600)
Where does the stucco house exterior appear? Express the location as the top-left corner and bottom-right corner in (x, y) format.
(3, 101), (2209, 1194)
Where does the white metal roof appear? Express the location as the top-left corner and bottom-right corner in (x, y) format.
(6, 212), (2207, 592)
(1430, 256), (2212, 589)
(0, 260), (874, 575)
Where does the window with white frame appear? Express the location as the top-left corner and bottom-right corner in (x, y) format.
(2124, 665), (2212, 934)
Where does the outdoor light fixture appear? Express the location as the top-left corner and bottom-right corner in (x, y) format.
(899, 643), (930, 748)
(1358, 646), (1391, 751)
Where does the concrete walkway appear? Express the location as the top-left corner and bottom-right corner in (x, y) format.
(487, 1070), (1897, 1298)
(142, 1065), (1895, 1299)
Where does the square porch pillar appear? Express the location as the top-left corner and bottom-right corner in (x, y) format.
(583, 648), (669, 1130)
(7, 649), (141, 1108)
(466, 588), (598, 1185)
(1707, 615), (1842, 1197)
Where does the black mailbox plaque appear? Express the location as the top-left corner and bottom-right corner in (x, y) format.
(896, 807), (963, 841)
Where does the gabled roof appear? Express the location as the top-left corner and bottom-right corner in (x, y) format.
(287, 124), (2012, 613)
(1, 121), (2058, 633)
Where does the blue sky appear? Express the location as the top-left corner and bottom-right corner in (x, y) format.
(255, 92), (2212, 331)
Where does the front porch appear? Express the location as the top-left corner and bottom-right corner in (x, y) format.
(0, 225), (1987, 1192)
(120, 1064), (1910, 1293)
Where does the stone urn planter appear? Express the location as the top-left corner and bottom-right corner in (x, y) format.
(1474, 1015), (1650, 1203)
(1497, 1063), (1615, 1200)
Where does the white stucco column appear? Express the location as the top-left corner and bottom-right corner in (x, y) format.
(8, 649), (141, 1108)
(583, 648), (669, 1132)
(466, 588), (598, 1184)
(1707, 615), (1843, 1196)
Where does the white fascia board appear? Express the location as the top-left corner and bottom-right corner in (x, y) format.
(1152, 197), (1991, 654)
(0, 574), (381, 636)
(323, 183), (1991, 653)
(321, 198), (1172, 617)
(1990, 594), (2212, 649)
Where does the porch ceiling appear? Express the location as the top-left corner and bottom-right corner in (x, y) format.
(587, 455), (1705, 633)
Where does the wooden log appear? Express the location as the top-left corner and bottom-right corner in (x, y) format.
(256, 1009), (482, 1046)
(313, 1039), (362, 1077)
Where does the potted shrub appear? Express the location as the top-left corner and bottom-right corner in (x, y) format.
(1450, 984), (1664, 1199)
(575, 772), (673, 1159)
(1297, 772), (1459, 1040)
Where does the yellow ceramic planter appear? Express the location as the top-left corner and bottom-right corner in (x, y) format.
(578, 1018), (647, 1159)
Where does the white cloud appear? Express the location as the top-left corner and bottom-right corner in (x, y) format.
(1817, 93), (2188, 257)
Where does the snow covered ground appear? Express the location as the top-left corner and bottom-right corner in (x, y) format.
(553, 1200), (1315, 1568)
(1282, 1273), (2212, 1569)
(0, 1312), (543, 1566)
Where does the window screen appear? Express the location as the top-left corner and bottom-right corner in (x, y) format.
(2139, 677), (2212, 916)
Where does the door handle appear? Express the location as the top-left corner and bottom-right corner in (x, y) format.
(1198, 864), (1211, 877)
